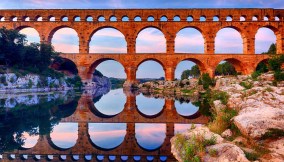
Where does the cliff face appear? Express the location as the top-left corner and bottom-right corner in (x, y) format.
(93, 75), (111, 88)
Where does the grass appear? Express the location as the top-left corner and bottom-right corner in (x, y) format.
(240, 81), (253, 89)
(244, 151), (260, 161)
(210, 90), (229, 105)
(174, 132), (217, 162)
(208, 107), (238, 134)
(260, 128), (284, 140)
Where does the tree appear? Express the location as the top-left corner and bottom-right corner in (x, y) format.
(181, 69), (190, 80)
(180, 65), (200, 80)
(262, 43), (276, 54)
(215, 62), (237, 76)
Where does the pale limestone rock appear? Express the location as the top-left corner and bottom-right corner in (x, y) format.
(204, 143), (249, 162)
(171, 126), (224, 162)
(221, 129), (233, 138)
(233, 107), (284, 139)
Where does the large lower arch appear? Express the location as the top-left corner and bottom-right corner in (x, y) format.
(215, 27), (243, 54)
(49, 26), (79, 53)
(175, 58), (206, 79)
(89, 27), (127, 53)
(87, 58), (126, 80)
(255, 27), (277, 54)
(136, 59), (165, 79)
(136, 27), (166, 53)
(213, 58), (245, 75)
(175, 27), (204, 53)
(175, 58), (207, 79)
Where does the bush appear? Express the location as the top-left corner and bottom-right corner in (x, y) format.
(211, 90), (229, 105)
(240, 81), (253, 89)
(260, 128), (284, 140)
(198, 73), (215, 90)
(251, 71), (261, 80)
(174, 133), (216, 162)
(274, 71), (284, 81)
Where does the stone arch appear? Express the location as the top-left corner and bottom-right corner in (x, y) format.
(215, 27), (243, 54)
(23, 16), (30, 21)
(48, 26), (79, 42)
(16, 25), (42, 41)
(136, 94), (165, 118)
(135, 26), (167, 53)
(254, 58), (269, 72)
(49, 26), (79, 53)
(61, 15), (68, 21)
(213, 58), (245, 75)
(88, 26), (127, 53)
(86, 15), (93, 21)
(136, 58), (166, 71)
(255, 26), (278, 54)
(87, 58), (125, 80)
(48, 15), (55, 21)
(175, 27), (205, 53)
(175, 58), (207, 76)
(160, 15), (168, 21)
(73, 16), (80, 22)
(109, 15), (117, 21)
(136, 58), (166, 79)
(97, 15), (106, 22)
(121, 16), (129, 21)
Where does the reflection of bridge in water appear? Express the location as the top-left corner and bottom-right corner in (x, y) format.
(3, 93), (208, 161)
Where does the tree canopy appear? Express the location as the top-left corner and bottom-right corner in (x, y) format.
(215, 62), (237, 76)
(181, 65), (200, 80)
(0, 27), (60, 73)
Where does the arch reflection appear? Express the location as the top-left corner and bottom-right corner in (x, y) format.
(89, 123), (126, 150)
(50, 123), (78, 149)
(136, 94), (165, 117)
(175, 100), (199, 118)
(135, 123), (166, 151)
(93, 89), (126, 116)
(17, 131), (39, 149)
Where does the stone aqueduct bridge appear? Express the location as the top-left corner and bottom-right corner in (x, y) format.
(0, 8), (283, 85)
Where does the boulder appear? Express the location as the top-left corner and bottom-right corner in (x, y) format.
(233, 107), (284, 139)
(221, 129), (233, 138)
(203, 143), (249, 162)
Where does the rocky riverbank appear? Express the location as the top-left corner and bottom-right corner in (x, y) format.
(138, 72), (284, 161)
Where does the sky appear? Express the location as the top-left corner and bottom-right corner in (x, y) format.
(3, 0), (280, 79)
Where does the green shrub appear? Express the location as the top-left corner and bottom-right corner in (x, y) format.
(274, 71), (284, 81)
(251, 71), (261, 80)
(260, 128), (284, 140)
(198, 73), (215, 90)
(244, 151), (260, 161)
(211, 90), (229, 105)
(240, 81), (253, 89)
(174, 133), (216, 162)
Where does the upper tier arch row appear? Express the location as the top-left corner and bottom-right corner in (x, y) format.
(0, 9), (284, 22)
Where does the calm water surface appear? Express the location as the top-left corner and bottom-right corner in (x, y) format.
(0, 88), (207, 161)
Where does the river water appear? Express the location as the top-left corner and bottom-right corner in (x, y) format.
(0, 88), (208, 161)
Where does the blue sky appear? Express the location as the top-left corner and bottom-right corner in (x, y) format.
(6, 0), (281, 79)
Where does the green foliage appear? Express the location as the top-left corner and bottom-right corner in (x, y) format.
(262, 43), (276, 54)
(181, 65), (200, 80)
(66, 75), (83, 88)
(274, 71), (284, 81)
(244, 151), (260, 161)
(240, 81), (253, 89)
(93, 69), (103, 77)
(0, 75), (6, 85)
(198, 73), (215, 90)
(211, 90), (229, 105)
(268, 54), (284, 72)
(28, 79), (33, 88)
(215, 62), (237, 76)
(260, 128), (284, 140)
(174, 133), (216, 162)
(251, 71), (261, 80)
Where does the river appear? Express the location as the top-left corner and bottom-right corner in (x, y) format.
(0, 88), (208, 161)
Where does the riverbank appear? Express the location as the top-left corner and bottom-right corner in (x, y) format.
(137, 72), (284, 161)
